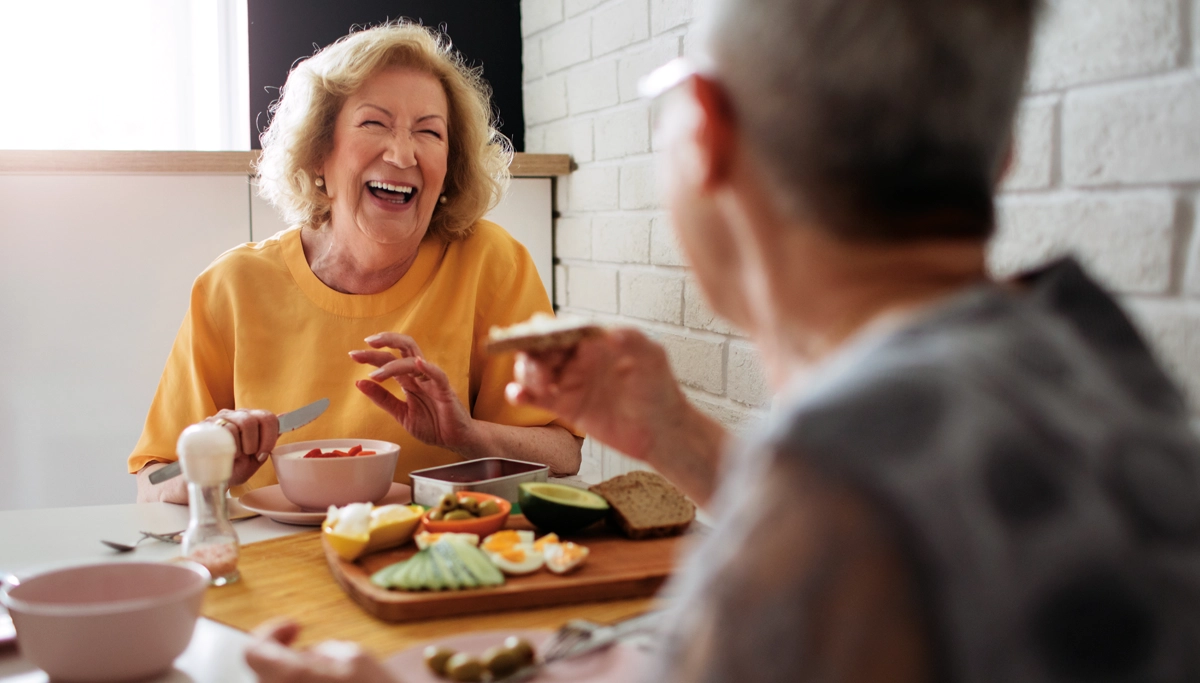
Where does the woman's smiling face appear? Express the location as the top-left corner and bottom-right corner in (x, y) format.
(320, 66), (450, 247)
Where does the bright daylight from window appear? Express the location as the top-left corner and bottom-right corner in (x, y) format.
(0, 0), (249, 150)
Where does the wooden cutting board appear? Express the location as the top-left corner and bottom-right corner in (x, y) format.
(325, 516), (695, 623)
(201, 531), (664, 656)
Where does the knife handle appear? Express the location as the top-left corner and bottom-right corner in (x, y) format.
(147, 461), (182, 485)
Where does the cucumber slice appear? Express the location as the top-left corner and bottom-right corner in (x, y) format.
(411, 553), (431, 590)
(427, 544), (453, 588)
(433, 542), (475, 589)
(454, 542), (505, 586)
(398, 554), (426, 590)
(389, 557), (417, 590)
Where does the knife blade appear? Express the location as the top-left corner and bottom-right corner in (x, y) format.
(147, 398), (330, 485)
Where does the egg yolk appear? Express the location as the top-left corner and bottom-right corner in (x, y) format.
(500, 548), (527, 563)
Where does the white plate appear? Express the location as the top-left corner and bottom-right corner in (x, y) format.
(237, 483), (411, 526)
(385, 629), (650, 683)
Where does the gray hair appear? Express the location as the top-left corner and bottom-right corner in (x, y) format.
(695, 0), (1039, 240)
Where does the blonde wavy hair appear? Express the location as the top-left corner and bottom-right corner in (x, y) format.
(255, 21), (512, 240)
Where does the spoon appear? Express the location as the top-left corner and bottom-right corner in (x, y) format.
(100, 530), (183, 553)
(100, 535), (152, 553)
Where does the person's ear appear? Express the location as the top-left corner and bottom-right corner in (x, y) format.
(688, 75), (737, 191)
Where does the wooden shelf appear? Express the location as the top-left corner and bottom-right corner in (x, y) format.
(0, 150), (572, 177)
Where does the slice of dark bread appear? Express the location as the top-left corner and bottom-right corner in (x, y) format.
(589, 471), (695, 539)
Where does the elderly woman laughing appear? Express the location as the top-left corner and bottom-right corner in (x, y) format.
(131, 22), (582, 504)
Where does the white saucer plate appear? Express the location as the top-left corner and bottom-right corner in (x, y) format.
(238, 482), (412, 526)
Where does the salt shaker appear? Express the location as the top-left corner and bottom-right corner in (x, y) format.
(177, 423), (241, 586)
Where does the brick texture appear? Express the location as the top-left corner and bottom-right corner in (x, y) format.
(593, 214), (651, 263)
(521, 0), (564, 37)
(650, 215), (686, 266)
(620, 269), (683, 323)
(657, 329), (725, 393)
(1027, 0), (1182, 91)
(543, 19), (591, 74)
(595, 105), (651, 160)
(593, 0), (650, 57)
(568, 265), (619, 313)
(522, 0), (1200, 481)
(727, 341), (770, 407)
(567, 60), (620, 113)
(1063, 74), (1200, 186)
(989, 192), (1177, 294)
(1003, 97), (1057, 191)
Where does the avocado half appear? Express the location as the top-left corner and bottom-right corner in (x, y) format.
(518, 482), (610, 534)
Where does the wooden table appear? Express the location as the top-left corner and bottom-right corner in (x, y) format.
(203, 531), (659, 656)
(0, 502), (664, 681)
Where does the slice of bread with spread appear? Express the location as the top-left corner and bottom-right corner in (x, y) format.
(589, 471), (695, 539)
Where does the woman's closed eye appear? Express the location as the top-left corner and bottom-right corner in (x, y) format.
(419, 128), (444, 140)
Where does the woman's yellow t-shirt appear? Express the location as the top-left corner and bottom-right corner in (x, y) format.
(128, 221), (573, 494)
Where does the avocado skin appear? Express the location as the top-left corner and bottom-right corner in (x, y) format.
(518, 483), (610, 535)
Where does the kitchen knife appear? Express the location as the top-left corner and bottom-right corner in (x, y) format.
(147, 398), (330, 485)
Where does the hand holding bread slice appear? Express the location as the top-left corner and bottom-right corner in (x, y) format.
(486, 312), (604, 354)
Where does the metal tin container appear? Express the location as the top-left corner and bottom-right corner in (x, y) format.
(408, 458), (549, 507)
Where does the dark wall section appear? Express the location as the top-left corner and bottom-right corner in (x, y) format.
(248, 0), (524, 150)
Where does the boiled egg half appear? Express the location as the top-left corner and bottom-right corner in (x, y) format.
(481, 530), (543, 575)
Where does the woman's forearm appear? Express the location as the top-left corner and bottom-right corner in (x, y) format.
(136, 462), (189, 504)
(458, 423), (583, 476)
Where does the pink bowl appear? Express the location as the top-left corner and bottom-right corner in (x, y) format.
(0, 561), (210, 682)
(272, 438), (401, 510)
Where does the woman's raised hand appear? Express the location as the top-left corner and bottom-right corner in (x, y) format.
(350, 332), (475, 451)
(204, 408), (280, 486)
(504, 328), (688, 465)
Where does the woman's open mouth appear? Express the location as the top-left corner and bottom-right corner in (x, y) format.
(367, 180), (416, 204)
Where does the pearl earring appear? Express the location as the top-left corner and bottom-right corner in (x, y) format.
(439, 195), (447, 204)
(315, 177), (324, 187)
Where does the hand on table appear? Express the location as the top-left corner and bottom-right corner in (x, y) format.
(350, 332), (475, 452)
(203, 408), (280, 487)
(245, 619), (398, 683)
(504, 328), (689, 466)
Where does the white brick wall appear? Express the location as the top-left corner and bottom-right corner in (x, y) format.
(522, 0), (1200, 482)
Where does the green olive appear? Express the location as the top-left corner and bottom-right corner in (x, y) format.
(481, 645), (521, 678)
(423, 646), (455, 676)
(428, 508), (444, 521)
(436, 493), (459, 513)
(460, 497), (481, 515)
(444, 653), (485, 682)
(477, 500), (502, 517)
(503, 636), (536, 666)
(444, 509), (474, 521)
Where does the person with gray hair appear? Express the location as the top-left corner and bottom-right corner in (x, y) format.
(245, 0), (1200, 681)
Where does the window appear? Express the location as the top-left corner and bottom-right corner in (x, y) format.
(0, 0), (249, 150)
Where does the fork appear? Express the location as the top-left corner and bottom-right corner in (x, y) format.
(495, 610), (665, 683)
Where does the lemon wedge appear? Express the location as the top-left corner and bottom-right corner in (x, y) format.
(323, 503), (423, 561)
(364, 504), (423, 553)
(323, 523), (370, 562)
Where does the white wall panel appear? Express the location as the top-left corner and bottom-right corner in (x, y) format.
(0, 175), (251, 510)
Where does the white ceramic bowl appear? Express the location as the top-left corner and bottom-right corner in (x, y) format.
(272, 438), (401, 510)
(0, 561), (210, 682)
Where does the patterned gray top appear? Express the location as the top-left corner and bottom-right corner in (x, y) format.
(650, 259), (1200, 683)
